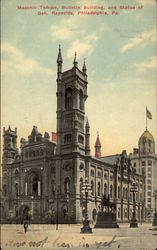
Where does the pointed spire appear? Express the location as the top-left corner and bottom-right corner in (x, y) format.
(85, 118), (90, 128)
(82, 59), (87, 74)
(73, 52), (78, 67)
(95, 132), (101, 158)
(57, 44), (63, 64)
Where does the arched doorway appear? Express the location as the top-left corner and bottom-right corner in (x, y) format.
(19, 205), (30, 223)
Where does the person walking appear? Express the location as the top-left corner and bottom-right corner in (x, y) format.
(24, 221), (28, 234)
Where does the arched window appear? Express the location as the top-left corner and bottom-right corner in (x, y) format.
(65, 88), (72, 110)
(104, 183), (107, 197)
(123, 187), (125, 199)
(118, 186), (120, 199)
(80, 178), (83, 194)
(51, 180), (55, 196)
(33, 176), (38, 195)
(110, 184), (113, 198)
(98, 182), (101, 196)
(3, 184), (7, 197)
(64, 177), (70, 194)
(91, 180), (94, 195)
(15, 183), (18, 197)
(15, 169), (19, 178)
(79, 90), (84, 110)
(126, 188), (128, 200)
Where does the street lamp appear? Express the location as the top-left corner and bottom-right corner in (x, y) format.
(130, 182), (138, 228)
(80, 177), (92, 234)
(152, 189), (157, 226)
(31, 196), (34, 221)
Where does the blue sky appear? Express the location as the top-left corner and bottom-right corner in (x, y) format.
(1, 0), (157, 155)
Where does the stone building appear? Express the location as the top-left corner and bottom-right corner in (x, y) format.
(130, 129), (157, 221)
(2, 47), (146, 223)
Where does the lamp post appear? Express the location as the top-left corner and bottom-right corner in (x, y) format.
(81, 177), (92, 234)
(31, 196), (34, 222)
(152, 189), (157, 226)
(130, 182), (138, 228)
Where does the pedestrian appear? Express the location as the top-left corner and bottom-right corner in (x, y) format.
(24, 221), (28, 234)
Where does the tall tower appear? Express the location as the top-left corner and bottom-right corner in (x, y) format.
(55, 46), (88, 222)
(95, 132), (101, 158)
(3, 126), (17, 164)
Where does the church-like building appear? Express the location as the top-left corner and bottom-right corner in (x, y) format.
(1, 47), (156, 224)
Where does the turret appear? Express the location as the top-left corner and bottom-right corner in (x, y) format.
(85, 118), (90, 155)
(57, 45), (63, 78)
(73, 52), (78, 68)
(95, 132), (101, 158)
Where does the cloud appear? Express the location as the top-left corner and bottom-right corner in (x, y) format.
(136, 56), (157, 72)
(67, 33), (98, 58)
(1, 42), (54, 76)
(51, 17), (81, 41)
(121, 29), (156, 53)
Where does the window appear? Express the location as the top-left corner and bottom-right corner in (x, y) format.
(64, 177), (70, 194)
(91, 169), (94, 177)
(33, 151), (35, 157)
(147, 180), (151, 184)
(134, 162), (136, 167)
(118, 186), (120, 199)
(15, 183), (18, 197)
(148, 161), (152, 166)
(29, 151), (32, 157)
(148, 167), (152, 172)
(15, 170), (19, 178)
(104, 183), (107, 197)
(110, 175), (113, 181)
(51, 180), (55, 196)
(40, 149), (44, 156)
(123, 187), (125, 199)
(148, 186), (151, 190)
(110, 184), (113, 198)
(64, 134), (72, 144)
(36, 150), (39, 156)
(79, 163), (84, 171)
(65, 88), (72, 110)
(126, 188), (128, 200)
(51, 166), (56, 174)
(80, 178), (83, 194)
(104, 173), (107, 179)
(98, 182), (101, 196)
(79, 90), (84, 110)
(147, 198), (151, 202)
(98, 171), (101, 178)
(148, 174), (151, 178)
(25, 152), (28, 158)
(142, 161), (145, 166)
(147, 192), (151, 196)
(91, 180), (94, 195)
(33, 177), (38, 194)
(78, 135), (84, 144)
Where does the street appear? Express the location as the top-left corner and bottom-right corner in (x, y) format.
(1, 223), (157, 250)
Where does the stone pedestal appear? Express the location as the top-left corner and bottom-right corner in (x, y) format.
(152, 212), (157, 226)
(94, 212), (119, 228)
(81, 219), (92, 234)
(130, 217), (138, 228)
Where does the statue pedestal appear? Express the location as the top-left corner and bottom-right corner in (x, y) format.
(94, 212), (119, 228)
(81, 219), (92, 233)
(152, 212), (157, 226)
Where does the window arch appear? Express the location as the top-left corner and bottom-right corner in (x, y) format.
(64, 177), (70, 194)
(110, 184), (113, 198)
(65, 88), (72, 110)
(15, 183), (18, 197)
(79, 89), (84, 110)
(98, 182), (101, 196)
(91, 180), (94, 195)
(104, 183), (107, 197)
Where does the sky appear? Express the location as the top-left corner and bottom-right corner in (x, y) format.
(1, 0), (157, 156)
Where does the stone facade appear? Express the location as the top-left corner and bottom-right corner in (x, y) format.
(2, 47), (146, 224)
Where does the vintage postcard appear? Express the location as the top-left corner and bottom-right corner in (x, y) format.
(1, 0), (157, 249)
